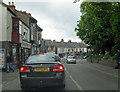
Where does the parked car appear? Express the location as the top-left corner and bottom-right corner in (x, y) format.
(60, 57), (67, 61)
(20, 54), (65, 90)
(67, 56), (76, 64)
(45, 53), (61, 62)
(82, 55), (87, 59)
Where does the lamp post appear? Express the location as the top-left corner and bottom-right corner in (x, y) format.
(73, 0), (81, 3)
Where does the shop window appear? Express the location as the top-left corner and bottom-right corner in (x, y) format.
(12, 46), (16, 62)
(19, 21), (22, 34)
(23, 28), (28, 41)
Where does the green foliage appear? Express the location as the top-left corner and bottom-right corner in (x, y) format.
(75, 2), (120, 56)
(110, 55), (116, 60)
(103, 53), (111, 59)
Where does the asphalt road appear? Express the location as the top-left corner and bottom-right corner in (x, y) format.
(64, 59), (118, 90)
(2, 59), (119, 91)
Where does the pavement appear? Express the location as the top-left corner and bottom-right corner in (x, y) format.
(0, 70), (2, 92)
(87, 58), (117, 68)
(77, 59), (119, 78)
(2, 69), (19, 83)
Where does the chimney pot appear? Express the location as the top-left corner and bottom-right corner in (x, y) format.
(53, 40), (56, 44)
(12, 2), (14, 6)
(8, 2), (15, 13)
(61, 39), (64, 43)
(8, 2), (10, 5)
(68, 40), (71, 43)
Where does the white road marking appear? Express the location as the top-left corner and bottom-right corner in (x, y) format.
(69, 75), (84, 91)
(65, 66), (84, 91)
(64, 67), (69, 74)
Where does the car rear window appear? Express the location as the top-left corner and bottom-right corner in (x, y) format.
(68, 56), (75, 59)
(25, 55), (55, 64)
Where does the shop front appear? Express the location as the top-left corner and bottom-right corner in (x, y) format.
(1, 41), (20, 69)
(32, 44), (40, 54)
(21, 41), (31, 63)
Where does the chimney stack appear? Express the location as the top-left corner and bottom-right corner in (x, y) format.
(68, 40), (71, 43)
(8, 2), (15, 13)
(27, 13), (31, 16)
(53, 40), (56, 45)
(61, 39), (64, 43)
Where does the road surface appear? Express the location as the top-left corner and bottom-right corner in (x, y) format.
(2, 59), (119, 91)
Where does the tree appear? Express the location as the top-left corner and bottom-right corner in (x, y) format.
(75, 2), (120, 56)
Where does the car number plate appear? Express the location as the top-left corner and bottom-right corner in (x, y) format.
(35, 68), (50, 72)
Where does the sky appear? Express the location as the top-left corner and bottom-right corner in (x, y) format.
(3, 0), (83, 42)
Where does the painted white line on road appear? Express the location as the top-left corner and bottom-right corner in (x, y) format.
(69, 75), (83, 91)
(64, 67), (70, 75)
(64, 66), (84, 91)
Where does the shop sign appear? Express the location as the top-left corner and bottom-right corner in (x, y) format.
(0, 49), (5, 68)
(21, 41), (31, 48)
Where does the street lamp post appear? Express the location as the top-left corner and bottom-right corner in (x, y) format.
(73, 0), (80, 3)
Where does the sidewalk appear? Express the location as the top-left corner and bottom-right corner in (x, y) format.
(77, 58), (117, 69)
(2, 69), (19, 84)
(2, 69), (21, 91)
(77, 59), (119, 78)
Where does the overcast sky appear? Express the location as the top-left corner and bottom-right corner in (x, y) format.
(3, 0), (83, 42)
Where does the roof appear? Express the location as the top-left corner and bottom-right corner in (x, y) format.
(55, 42), (66, 48)
(44, 40), (86, 48)
(72, 42), (81, 48)
(36, 24), (43, 32)
(0, 2), (8, 7)
(78, 43), (87, 48)
(15, 10), (30, 27)
(55, 42), (81, 48)
(45, 40), (53, 46)
(64, 42), (74, 48)
(0, 2), (17, 16)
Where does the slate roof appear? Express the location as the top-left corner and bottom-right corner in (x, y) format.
(44, 40), (86, 48)
(64, 42), (74, 48)
(72, 42), (81, 48)
(36, 24), (43, 32)
(55, 42), (81, 48)
(44, 40), (53, 46)
(55, 42), (66, 48)
(78, 43), (87, 48)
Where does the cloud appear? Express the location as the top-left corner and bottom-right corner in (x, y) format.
(4, 0), (74, 3)
(3, 0), (82, 42)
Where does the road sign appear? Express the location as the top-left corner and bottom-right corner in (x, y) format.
(0, 49), (5, 68)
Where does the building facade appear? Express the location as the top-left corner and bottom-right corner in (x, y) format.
(0, 2), (43, 68)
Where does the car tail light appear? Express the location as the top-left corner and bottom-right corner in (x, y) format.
(20, 66), (30, 72)
(53, 65), (64, 72)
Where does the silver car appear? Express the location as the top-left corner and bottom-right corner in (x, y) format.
(67, 56), (76, 64)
